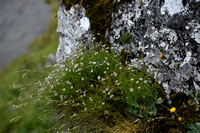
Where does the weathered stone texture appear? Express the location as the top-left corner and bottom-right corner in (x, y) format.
(57, 0), (200, 95)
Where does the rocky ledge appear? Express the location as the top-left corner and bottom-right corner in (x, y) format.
(56, 0), (200, 96)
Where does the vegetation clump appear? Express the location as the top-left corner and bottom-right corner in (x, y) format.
(120, 33), (132, 44)
(37, 44), (163, 132)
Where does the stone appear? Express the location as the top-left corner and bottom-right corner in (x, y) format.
(56, 0), (200, 96)
(56, 5), (92, 63)
(106, 0), (200, 95)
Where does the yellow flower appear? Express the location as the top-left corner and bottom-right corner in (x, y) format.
(170, 107), (176, 113)
(160, 54), (163, 60)
(188, 100), (192, 105)
(196, 105), (199, 111)
(178, 117), (182, 121)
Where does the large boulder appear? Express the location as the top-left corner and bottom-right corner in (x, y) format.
(56, 0), (200, 96)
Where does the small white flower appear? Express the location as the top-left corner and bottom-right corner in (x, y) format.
(74, 64), (78, 69)
(98, 76), (101, 80)
(105, 57), (108, 60)
(104, 71), (107, 74)
(70, 86), (73, 89)
(139, 78), (143, 81)
(106, 62), (110, 66)
(138, 86), (141, 89)
(93, 62), (97, 64)
(108, 92), (111, 95)
(84, 108), (87, 111)
(136, 81), (139, 84)
(130, 79), (134, 81)
(103, 90), (106, 93)
(110, 94), (114, 99)
(107, 67), (109, 70)
(91, 70), (93, 73)
(81, 77), (84, 81)
(63, 88), (66, 91)
(130, 88), (134, 92)
(91, 84), (94, 87)
(105, 87), (109, 91)
(119, 67), (122, 69)
(102, 102), (105, 105)
(144, 80), (147, 84)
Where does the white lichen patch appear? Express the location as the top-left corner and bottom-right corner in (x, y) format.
(56, 5), (92, 63)
(189, 22), (200, 43)
(180, 51), (192, 67)
(160, 0), (185, 16)
(80, 17), (90, 31)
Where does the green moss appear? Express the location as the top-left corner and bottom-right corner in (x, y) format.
(120, 33), (132, 44)
(63, 0), (132, 43)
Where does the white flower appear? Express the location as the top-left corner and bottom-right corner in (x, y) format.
(81, 77), (84, 81)
(140, 78), (143, 81)
(110, 94), (114, 99)
(130, 88), (134, 92)
(119, 67), (122, 69)
(63, 88), (66, 91)
(84, 108), (87, 111)
(70, 86), (73, 89)
(136, 81), (139, 84)
(138, 86), (141, 89)
(91, 70), (93, 73)
(98, 76), (101, 80)
(130, 79), (134, 81)
(106, 62), (110, 66)
(144, 80), (147, 83)
(102, 102), (105, 105)
(74, 64), (79, 69)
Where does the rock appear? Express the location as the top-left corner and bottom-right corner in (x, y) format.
(56, 0), (200, 96)
(106, 0), (200, 94)
(56, 5), (92, 63)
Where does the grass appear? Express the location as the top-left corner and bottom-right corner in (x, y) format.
(0, 0), (59, 132)
(1, 1), (200, 133)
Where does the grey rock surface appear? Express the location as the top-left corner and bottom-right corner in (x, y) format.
(0, 0), (51, 70)
(56, 0), (200, 96)
(106, 0), (200, 94)
(56, 5), (92, 63)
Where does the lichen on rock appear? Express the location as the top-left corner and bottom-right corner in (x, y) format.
(56, 0), (200, 96)
(106, 0), (200, 95)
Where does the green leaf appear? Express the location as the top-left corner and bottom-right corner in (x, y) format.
(189, 92), (194, 98)
(155, 97), (164, 104)
(195, 122), (200, 128)
(126, 96), (140, 108)
(149, 106), (157, 116)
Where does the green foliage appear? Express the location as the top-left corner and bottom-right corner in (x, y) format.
(120, 33), (132, 44)
(188, 122), (200, 133)
(38, 45), (163, 132)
